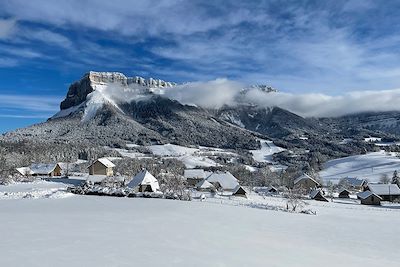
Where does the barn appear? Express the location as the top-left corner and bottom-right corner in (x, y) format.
(365, 184), (400, 201)
(195, 179), (215, 191)
(232, 185), (247, 198)
(184, 169), (211, 186)
(338, 189), (351, 198)
(127, 170), (160, 193)
(294, 174), (320, 190)
(29, 163), (63, 177)
(310, 189), (329, 202)
(88, 158), (115, 177)
(357, 191), (382, 205)
(206, 171), (239, 191)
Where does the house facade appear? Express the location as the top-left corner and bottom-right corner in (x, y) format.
(88, 158), (115, 176)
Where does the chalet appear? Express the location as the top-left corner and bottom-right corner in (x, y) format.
(340, 177), (367, 190)
(195, 179), (215, 191)
(338, 189), (351, 198)
(29, 163), (62, 177)
(232, 185), (247, 198)
(357, 191), (382, 205)
(88, 158), (115, 176)
(16, 167), (33, 176)
(206, 171), (239, 191)
(294, 174), (320, 190)
(310, 189), (329, 202)
(365, 184), (400, 201)
(127, 170), (160, 193)
(184, 169), (212, 186)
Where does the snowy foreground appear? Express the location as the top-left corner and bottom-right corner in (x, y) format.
(1, 181), (400, 267)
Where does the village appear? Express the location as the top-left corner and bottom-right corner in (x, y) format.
(9, 157), (400, 210)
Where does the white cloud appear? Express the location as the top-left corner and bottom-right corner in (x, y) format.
(0, 94), (62, 112)
(0, 18), (16, 39)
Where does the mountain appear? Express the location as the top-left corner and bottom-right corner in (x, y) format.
(1, 71), (399, 172)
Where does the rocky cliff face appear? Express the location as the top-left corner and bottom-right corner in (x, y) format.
(60, 71), (176, 110)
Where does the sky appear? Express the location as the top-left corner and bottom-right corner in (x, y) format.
(1, 0), (400, 132)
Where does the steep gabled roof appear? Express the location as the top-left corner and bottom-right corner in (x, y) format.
(357, 190), (382, 200)
(367, 184), (400, 196)
(342, 177), (367, 187)
(127, 170), (160, 191)
(206, 171), (239, 190)
(232, 185), (247, 196)
(184, 169), (206, 179)
(310, 189), (323, 199)
(88, 158), (115, 168)
(29, 163), (58, 175)
(195, 179), (214, 189)
(294, 173), (320, 185)
(16, 167), (33, 176)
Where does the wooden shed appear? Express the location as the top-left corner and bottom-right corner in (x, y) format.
(357, 191), (382, 205)
(88, 158), (115, 177)
(310, 189), (329, 202)
(232, 185), (247, 198)
(338, 189), (350, 198)
(29, 163), (62, 177)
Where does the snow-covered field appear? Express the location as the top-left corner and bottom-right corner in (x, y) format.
(250, 139), (285, 163)
(319, 150), (400, 183)
(1, 181), (399, 266)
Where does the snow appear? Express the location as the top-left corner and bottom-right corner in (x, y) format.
(206, 171), (239, 190)
(51, 103), (84, 119)
(367, 184), (400, 195)
(319, 150), (400, 183)
(147, 143), (198, 157)
(364, 137), (382, 142)
(127, 170), (160, 192)
(0, 182), (399, 266)
(250, 139), (285, 163)
(357, 190), (381, 200)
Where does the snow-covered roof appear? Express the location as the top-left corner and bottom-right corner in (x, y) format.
(367, 184), (400, 196)
(206, 171), (239, 190)
(184, 169), (206, 179)
(341, 177), (366, 187)
(357, 190), (382, 200)
(310, 189), (323, 199)
(29, 163), (58, 175)
(294, 173), (320, 185)
(89, 158), (115, 168)
(16, 167), (33, 176)
(127, 170), (160, 191)
(195, 179), (214, 189)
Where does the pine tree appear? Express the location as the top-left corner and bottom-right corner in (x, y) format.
(392, 170), (400, 186)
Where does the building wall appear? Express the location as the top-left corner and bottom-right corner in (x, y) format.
(89, 161), (114, 176)
(52, 165), (62, 176)
(361, 196), (380, 205)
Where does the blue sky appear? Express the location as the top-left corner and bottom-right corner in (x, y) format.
(1, 0), (400, 132)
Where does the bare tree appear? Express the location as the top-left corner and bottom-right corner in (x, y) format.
(284, 188), (306, 212)
(380, 174), (390, 184)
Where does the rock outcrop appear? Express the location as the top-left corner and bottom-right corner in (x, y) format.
(60, 71), (176, 110)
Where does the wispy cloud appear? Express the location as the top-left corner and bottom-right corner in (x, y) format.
(0, 17), (16, 39)
(0, 94), (62, 120)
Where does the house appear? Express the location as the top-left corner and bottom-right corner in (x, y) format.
(184, 169), (212, 186)
(254, 186), (278, 194)
(339, 177), (367, 190)
(206, 171), (239, 191)
(127, 170), (160, 193)
(88, 158), (115, 176)
(294, 173), (320, 190)
(365, 184), (400, 201)
(232, 185), (247, 198)
(357, 191), (382, 205)
(338, 189), (351, 198)
(195, 179), (215, 191)
(310, 189), (329, 202)
(16, 167), (33, 176)
(29, 163), (62, 177)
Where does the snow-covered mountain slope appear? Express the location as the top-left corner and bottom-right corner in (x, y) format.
(319, 150), (400, 183)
